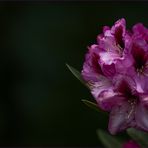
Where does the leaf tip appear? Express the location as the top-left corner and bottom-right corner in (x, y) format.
(65, 63), (70, 69)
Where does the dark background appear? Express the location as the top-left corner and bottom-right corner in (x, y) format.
(0, 1), (147, 146)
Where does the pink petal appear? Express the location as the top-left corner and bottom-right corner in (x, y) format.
(134, 75), (148, 93)
(123, 33), (132, 54)
(111, 18), (126, 36)
(99, 51), (120, 65)
(90, 75), (112, 101)
(140, 94), (148, 107)
(113, 74), (137, 94)
(101, 63), (116, 78)
(103, 26), (110, 33)
(96, 90), (125, 111)
(98, 36), (120, 53)
(109, 101), (134, 135)
(132, 23), (148, 42)
(81, 45), (103, 82)
(111, 18), (126, 48)
(115, 53), (135, 76)
(135, 103), (148, 132)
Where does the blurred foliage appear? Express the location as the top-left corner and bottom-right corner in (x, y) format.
(127, 128), (148, 148)
(0, 1), (147, 146)
(97, 128), (148, 148)
(97, 129), (123, 148)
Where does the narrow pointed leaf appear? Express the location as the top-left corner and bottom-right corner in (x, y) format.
(97, 129), (122, 148)
(82, 99), (108, 116)
(127, 128), (148, 148)
(66, 64), (89, 88)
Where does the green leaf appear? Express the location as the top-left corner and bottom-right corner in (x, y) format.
(97, 129), (122, 148)
(81, 99), (108, 116)
(66, 64), (89, 88)
(127, 128), (148, 148)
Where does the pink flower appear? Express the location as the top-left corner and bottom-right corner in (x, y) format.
(97, 18), (133, 78)
(107, 75), (148, 134)
(123, 140), (140, 148)
(81, 18), (148, 134)
(92, 74), (148, 134)
(81, 44), (112, 98)
(117, 23), (148, 92)
(130, 24), (148, 92)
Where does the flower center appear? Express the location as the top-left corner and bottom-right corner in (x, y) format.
(128, 98), (137, 105)
(132, 44), (148, 75)
(115, 26), (124, 49)
(116, 79), (138, 119)
(136, 66), (144, 75)
(92, 53), (103, 75)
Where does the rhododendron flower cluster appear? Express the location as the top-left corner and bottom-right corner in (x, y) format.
(81, 18), (148, 135)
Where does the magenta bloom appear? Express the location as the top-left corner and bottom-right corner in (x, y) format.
(97, 18), (133, 77)
(129, 23), (148, 92)
(81, 18), (148, 134)
(81, 44), (112, 97)
(107, 75), (148, 134)
(123, 140), (140, 148)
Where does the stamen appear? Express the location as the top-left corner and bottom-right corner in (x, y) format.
(117, 44), (123, 51)
(87, 81), (94, 89)
(115, 44), (122, 56)
(136, 65), (145, 76)
(127, 100), (136, 119)
(142, 64), (148, 76)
